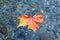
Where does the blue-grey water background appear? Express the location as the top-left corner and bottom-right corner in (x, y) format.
(0, 0), (60, 40)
